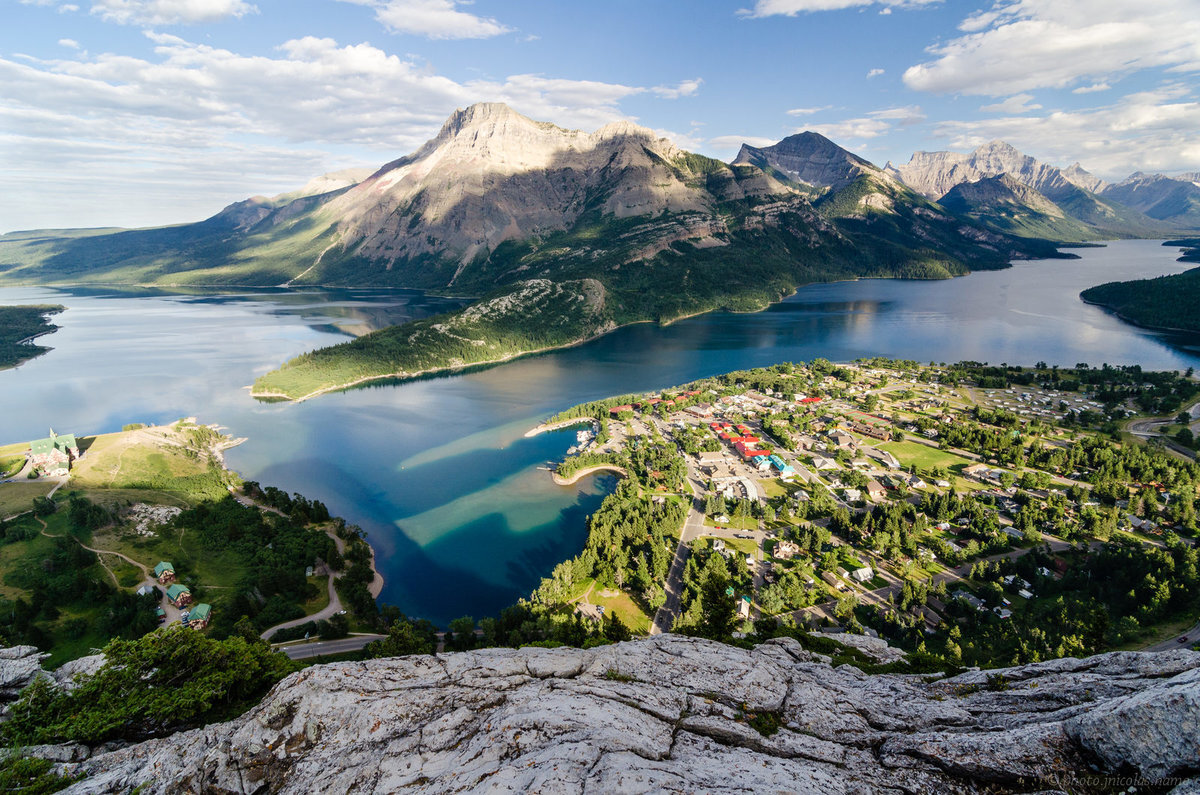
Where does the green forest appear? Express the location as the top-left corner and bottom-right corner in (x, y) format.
(0, 304), (63, 369)
(1081, 266), (1200, 332)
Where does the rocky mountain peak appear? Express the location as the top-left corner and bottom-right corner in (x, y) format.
(732, 131), (879, 191)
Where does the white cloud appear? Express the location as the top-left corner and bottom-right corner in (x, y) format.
(931, 85), (1200, 179)
(786, 105), (830, 116)
(1073, 82), (1111, 94)
(791, 105), (924, 143)
(741, 0), (939, 16)
(58, 38), (80, 48)
(90, 0), (256, 25)
(866, 68), (884, 78)
(338, 0), (512, 39)
(980, 93), (1042, 113)
(651, 78), (703, 99)
(0, 32), (697, 229)
(709, 133), (778, 151)
(904, 0), (1200, 96)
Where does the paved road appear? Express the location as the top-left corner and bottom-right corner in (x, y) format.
(650, 477), (706, 635)
(278, 633), (386, 659)
(1143, 621), (1200, 652)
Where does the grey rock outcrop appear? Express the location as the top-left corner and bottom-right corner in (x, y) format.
(0, 645), (48, 701)
(38, 635), (1200, 794)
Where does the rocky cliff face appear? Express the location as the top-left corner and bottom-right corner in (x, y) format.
(886, 141), (1104, 202)
(732, 131), (889, 192)
(320, 103), (788, 281)
(33, 635), (1200, 794)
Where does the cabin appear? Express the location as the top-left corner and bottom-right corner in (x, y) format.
(166, 583), (192, 608)
(850, 566), (873, 583)
(154, 561), (176, 585)
(28, 429), (80, 477)
(182, 603), (212, 630)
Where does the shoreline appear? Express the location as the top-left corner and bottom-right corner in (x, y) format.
(525, 417), (599, 438)
(551, 464), (628, 486)
(1079, 295), (1200, 336)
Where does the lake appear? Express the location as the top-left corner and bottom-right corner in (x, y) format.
(2, 239), (1198, 624)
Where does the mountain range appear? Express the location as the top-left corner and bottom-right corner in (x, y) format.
(885, 141), (1200, 239)
(0, 102), (1193, 398)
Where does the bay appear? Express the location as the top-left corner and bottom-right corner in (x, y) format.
(1, 239), (1198, 624)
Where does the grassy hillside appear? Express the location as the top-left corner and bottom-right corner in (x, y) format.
(1081, 266), (1200, 332)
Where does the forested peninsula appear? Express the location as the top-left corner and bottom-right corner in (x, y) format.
(0, 304), (64, 370)
(1081, 264), (1200, 333)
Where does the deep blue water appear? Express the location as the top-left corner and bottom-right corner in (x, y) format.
(2, 240), (1198, 624)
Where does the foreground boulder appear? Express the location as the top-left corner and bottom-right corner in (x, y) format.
(31, 635), (1200, 793)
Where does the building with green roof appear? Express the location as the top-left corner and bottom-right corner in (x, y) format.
(28, 429), (79, 477)
(184, 603), (212, 629)
(166, 583), (192, 607)
(153, 561), (176, 584)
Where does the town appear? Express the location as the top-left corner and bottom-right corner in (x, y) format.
(538, 359), (1200, 667)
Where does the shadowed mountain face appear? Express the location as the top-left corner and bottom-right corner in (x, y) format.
(731, 131), (883, 192)
(938, 174), (1098, 242)
(1102, 172), (1200, 229)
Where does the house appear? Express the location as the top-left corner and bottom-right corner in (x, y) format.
(712, 538), (727, 554)
(136, 584), (153, 597)
(166, 583), (192, 608)
(154, 561), (176, 585)
(952, 589), (985, 610)
(697, 450), (725, 465)
(1018, 588), (1034, 600)
(993, 607), (1013, 619)
(828, 430), (856, 449)
(182, 603), (212, 630)
(843, 488), (862, 503)
(811, 456), (840, 471)
(865, 480), (887, 502)
(28, 429), (80, 477)
(850, 566), (873, 583)
(774, 540), (801, 560)
(1003, 527), (1024, 541)
(737, 595), (752, 620)
(962, 463), (991, 479)
(907, 474), (927, 489)
(821, 571), (845, 591)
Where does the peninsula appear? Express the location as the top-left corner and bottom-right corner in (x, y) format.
(0, 304), (64, 370)
(0, 420), (382, 665)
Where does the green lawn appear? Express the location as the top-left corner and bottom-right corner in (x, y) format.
(705, 515), (759, 531)
(303, 575), (331, 615)
(0, 480), (57, 517)
(0, 455), (25, 478)
(879, 440), (974, 471)
(590, 588), (652, 634)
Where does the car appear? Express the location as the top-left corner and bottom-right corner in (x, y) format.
(1178, 636), (1190, 644)
(734, 533), (753, 539)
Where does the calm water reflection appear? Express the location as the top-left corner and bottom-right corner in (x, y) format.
(2, 240), (1197, 623)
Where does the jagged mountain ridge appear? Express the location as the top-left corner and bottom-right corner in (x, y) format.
(0, 102), (1050, 297)
(1102, 171), (1200, 229)
(885, 141), (1105, 201)
(885, 140), (1180, 237)
(31, 635), (1200, 794)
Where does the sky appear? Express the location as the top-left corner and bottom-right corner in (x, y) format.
(3, 0), (1199, 231)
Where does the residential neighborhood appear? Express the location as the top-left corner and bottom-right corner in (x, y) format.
(547, 359), (1200, 666)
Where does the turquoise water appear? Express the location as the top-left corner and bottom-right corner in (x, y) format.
(2, 240), (1198, 624)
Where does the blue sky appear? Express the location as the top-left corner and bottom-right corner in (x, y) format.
(3, 0), (1199, 230)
